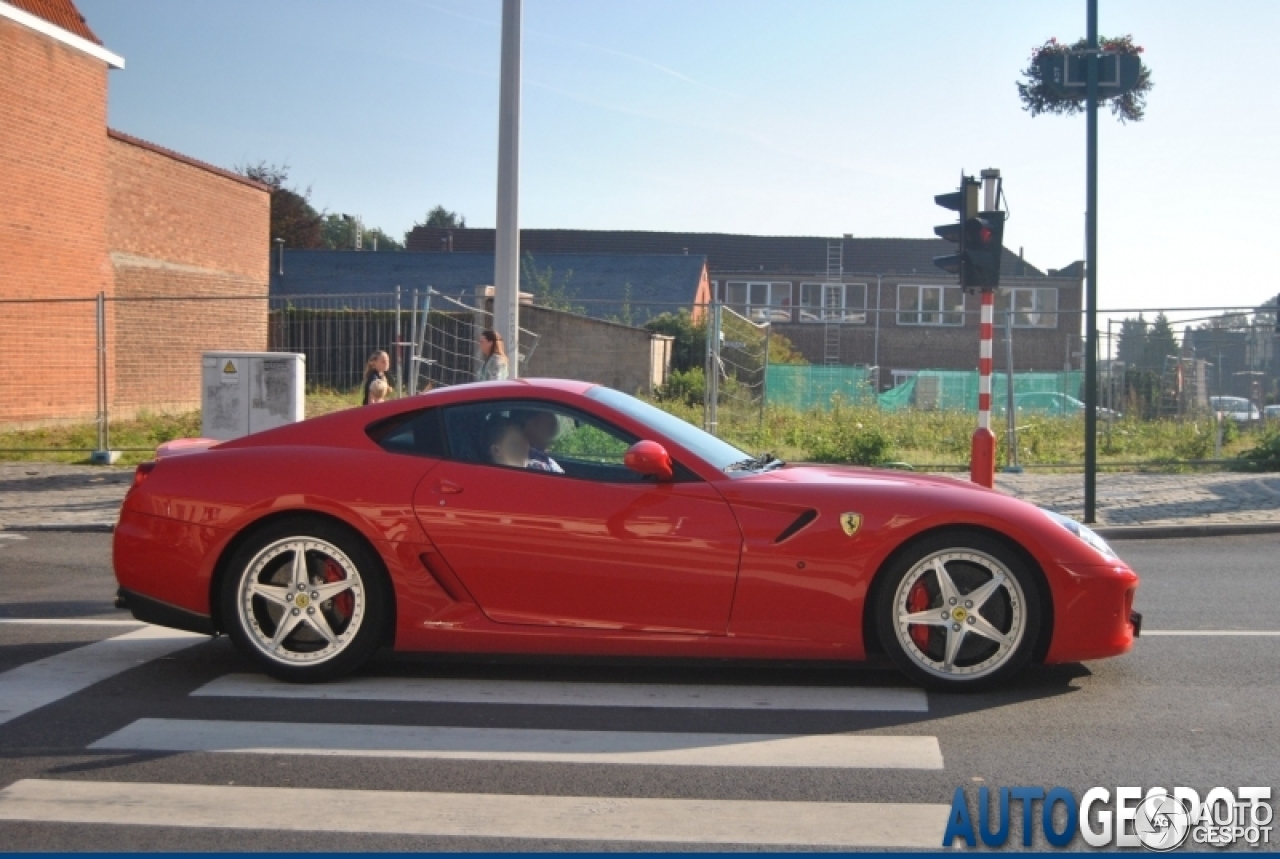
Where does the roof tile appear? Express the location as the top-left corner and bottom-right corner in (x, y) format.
(7, 0), (100, 44)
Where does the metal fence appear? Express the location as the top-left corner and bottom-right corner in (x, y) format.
(2, 291), (1277, 465)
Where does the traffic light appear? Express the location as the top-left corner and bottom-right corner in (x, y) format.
(933, 175), (1006, 291)
(964, 210), (1006, 290)
(933, 176), (979, 280)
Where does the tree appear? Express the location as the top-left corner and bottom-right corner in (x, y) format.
(239, 161), (323, 249)
(521, 253), (581, 313)
(1145, 312), (1179, 369)
(363, 227), (403, 251)
(319, 216), (405, 251)
(645, 310), (705, 373)
(1115, 315), (1148, 367)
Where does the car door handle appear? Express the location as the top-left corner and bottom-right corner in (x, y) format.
(436, 480), (464, 495)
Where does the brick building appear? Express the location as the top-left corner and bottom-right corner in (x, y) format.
(406, 227), (1083, 389)
(0, 0), (269, 429)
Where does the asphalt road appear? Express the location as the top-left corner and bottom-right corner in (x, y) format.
(0, 532), (1276, 851)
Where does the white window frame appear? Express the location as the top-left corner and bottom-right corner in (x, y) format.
(722, 281), (793, 322)
(797, 282), (868, 323)
(896, 284), (965, 326)
(996, 287), (1059, 328)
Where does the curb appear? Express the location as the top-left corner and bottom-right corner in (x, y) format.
(1094, 521), (1280, 541)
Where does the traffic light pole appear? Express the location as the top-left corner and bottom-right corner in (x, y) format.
(1083, 0), (1099, 522)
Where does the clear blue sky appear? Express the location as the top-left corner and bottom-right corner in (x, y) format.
(79, 0), (1280, 319)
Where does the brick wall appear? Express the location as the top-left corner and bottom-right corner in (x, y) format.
(106, 133), (270, 416)
(0, 18), (111, 426)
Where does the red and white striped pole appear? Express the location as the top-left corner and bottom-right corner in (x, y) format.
(970, 289), (997, 487)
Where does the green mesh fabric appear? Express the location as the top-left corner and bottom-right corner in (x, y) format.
(764, 364), (878, 410)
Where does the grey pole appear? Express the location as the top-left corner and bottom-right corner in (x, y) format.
(1084, 0), (1100, 522)
(493, 0), (522, 376)
(1004, 310), (1021, 472)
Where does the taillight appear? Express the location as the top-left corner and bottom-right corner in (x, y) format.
(131, 461), (156, 490)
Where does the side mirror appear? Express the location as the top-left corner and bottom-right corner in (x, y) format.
(624, 440), (674, 481)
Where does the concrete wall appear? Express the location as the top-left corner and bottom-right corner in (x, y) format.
(516, 304), (672, 396)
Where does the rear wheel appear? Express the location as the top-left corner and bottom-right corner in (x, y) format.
(875, 532), (1041, 691)
(220, 518), (390, 682)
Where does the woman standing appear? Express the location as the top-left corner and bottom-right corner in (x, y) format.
(361, 350), (391, 405)
(477, 329), (509, 381)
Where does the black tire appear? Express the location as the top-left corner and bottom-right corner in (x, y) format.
(220, 517), (391, 682)
(874, 531), (1041, 692)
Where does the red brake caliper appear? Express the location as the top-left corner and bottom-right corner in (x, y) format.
(322, 559), (354, 620)
(908, 580), (931, 651)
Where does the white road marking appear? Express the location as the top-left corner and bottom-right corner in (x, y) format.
(1142, 630), (1280, 636)
(0, 619), (143, 626)
(92, 719), (944, 769)
(0, 533), (27, 547)
(193, 674), (928, 712)
(0, 779), (950, 847)
(0, 625), (204, 726)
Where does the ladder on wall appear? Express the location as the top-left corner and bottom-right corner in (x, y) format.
(823, 240), (843, 366)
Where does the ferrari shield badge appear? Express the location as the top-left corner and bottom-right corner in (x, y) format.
(840, 512), (862, 537)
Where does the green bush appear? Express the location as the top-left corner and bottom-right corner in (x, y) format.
(654, 367), (706, 408)
(807, 421), (894, 465)
(1233, 427), (1280, 471)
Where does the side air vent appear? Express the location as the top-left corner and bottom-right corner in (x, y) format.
(774, 509), (818, 543)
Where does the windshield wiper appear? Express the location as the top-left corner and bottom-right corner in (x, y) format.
(758, 453), (786, 471)
(724, 453), (786, 473)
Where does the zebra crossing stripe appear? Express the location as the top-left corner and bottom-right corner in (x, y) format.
(0, 779), (950, 847)
(0, 626), (204, 726)
(194, 673), (928, 711)
(91, 718), (944, 769)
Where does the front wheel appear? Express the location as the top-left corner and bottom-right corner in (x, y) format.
(220, 518), (390, 682)
(875, 532), (1041, 691)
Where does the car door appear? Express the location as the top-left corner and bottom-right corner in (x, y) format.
(412, 399), (743, 634)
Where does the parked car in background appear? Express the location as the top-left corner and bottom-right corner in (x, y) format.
(1209, 396), (1261, 423)
(1263, 405), (1280, 422)
(998, 391), (1120, 420)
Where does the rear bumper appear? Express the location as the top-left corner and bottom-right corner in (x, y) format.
(117, 588), (215, 636)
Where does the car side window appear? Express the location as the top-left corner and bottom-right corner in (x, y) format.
(368, 408), (448, 459)
(440, 400), (660, 483)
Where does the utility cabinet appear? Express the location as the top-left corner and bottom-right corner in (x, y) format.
(201, 351), (305, 441)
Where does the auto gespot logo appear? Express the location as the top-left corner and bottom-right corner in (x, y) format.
(943, 785), (1273, 850)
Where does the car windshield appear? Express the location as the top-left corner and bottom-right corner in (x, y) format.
(586, 386), (752, 471)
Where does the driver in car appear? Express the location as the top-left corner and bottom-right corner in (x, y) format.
(519, 410), (565, 474)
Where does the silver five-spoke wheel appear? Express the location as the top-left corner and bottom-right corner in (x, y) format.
(221, 518), (389, 682)
(876, 532), (1041, 691)
(238, 537), (366, 665)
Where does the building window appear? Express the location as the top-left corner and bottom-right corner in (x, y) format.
(797, 283), (868, 323)
(723, 281), (793, 322)
(897, 285), (964, 326)
(996, 287), (1058, 328)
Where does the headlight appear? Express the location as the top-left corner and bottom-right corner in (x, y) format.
(1041, 508), (1116, 558)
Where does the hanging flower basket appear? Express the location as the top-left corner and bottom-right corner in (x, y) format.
(1018, 35), (1153, 123)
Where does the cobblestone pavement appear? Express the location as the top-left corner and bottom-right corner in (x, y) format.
(1, 462), (1279, 535)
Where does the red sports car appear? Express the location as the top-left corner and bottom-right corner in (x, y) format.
(113, 379), (1140, 691)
